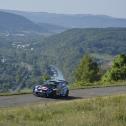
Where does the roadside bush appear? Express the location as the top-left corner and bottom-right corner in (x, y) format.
(102, 54), (126, 82)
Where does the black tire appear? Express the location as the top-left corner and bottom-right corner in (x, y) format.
(65, 90), (69, 97)
(36, 92), (42, 97)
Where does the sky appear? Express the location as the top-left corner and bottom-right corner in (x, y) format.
(0, 0), (126, 18)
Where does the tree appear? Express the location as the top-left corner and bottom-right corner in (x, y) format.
(75, 54), (99, 83)
(102, 54), (126, 82)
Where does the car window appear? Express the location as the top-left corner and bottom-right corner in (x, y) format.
(43, 84), (57, 88)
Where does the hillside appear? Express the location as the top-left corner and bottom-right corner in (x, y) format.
(0, 34), (45, 92)
(38, 23), (66, 33)
(5, 10), (126, 28)
(0, 28), (126, 91)
(0, 11), (66, 34)
(35, 28), (126, 80)
(0, 11), (45, 33)
(39, 28), (126, 54)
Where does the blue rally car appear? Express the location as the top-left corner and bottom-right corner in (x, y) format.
(33, 80), (69, 98)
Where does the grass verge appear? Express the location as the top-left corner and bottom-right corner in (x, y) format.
(70, 81), (126, 90)
(0, 89), (32, 96)
(0, 94), (126, 126)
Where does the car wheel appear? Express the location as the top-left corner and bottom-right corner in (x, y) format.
(65, 90), (69, 97)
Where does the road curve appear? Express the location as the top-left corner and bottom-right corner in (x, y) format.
(0, 86), (126, 108)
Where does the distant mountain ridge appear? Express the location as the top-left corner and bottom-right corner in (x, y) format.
(2, 9), (126, 28)
(0, 11), (66, 34)
(0, 11), (44, 33)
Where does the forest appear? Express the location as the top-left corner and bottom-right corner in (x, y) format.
(0, 28), (126, 92)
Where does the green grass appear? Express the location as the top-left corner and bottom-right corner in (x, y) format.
(70, 81), (126, 90)
(0, 88), (32, 96)
(0, 94), (126, 126)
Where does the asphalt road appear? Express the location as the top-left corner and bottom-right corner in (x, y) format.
(0, 86), (126, 108)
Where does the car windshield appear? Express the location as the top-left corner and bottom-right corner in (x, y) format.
(43, 84), (57, 88)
